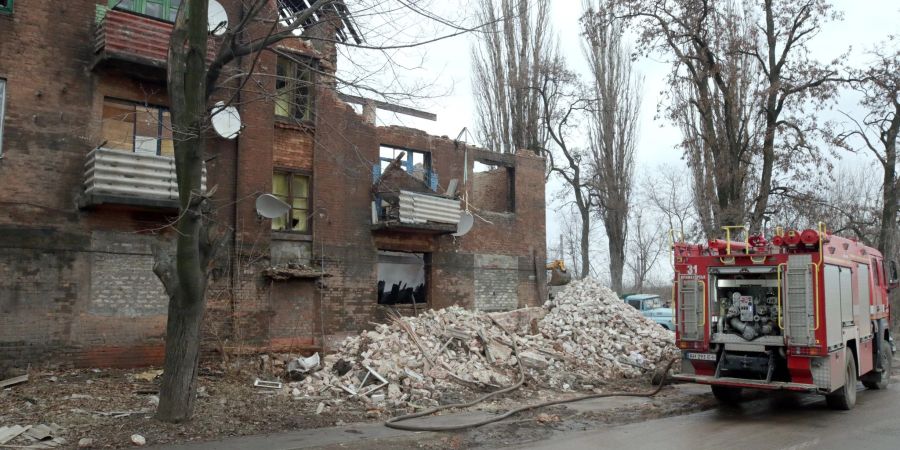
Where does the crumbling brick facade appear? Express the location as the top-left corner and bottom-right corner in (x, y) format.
(0, 0), (546, 370)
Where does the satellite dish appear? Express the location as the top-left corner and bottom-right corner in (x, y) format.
(210, 101), (241, 139)
(255, 194), (291, 219)
(453, 212), (474, 237)
(208, 0), (228, 36)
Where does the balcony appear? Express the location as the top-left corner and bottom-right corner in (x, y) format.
(372, 190), (461, 234)
(92, 8), (216, 75)
(80, 148), (206, 209)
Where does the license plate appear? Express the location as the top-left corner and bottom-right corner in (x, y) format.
(686, 352), (716, 361)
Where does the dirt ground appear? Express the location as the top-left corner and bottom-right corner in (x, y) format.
(0, 359), (710, 449)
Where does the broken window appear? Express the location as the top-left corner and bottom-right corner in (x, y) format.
(377, 251), (426, 305)
(275, 55), (314, 122)
(101, 99), (174, 156)
(0, 0), (12, 14)
(0, 79), (5, 155)
(472, 161), (514, 212)
(379, 146), (433, 186)
(109, 0), (181, 21)
(272, 171), (311, 233)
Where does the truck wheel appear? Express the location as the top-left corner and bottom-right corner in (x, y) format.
(711, 385), (742, 404)
(826, 355), (857, 410)
(862, 340), (892, 390)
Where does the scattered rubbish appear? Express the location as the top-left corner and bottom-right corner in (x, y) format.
(370, 393), (386, 405)
(130, 434), (146, 446)
(315, 402), (325, 415)
(339, 366), (387, 397)
(0, 374), (29, 389)
(286, 353), (320, 380)
(332, 359), (352, 376)
(132, 370), (162, 383)
(253, 379), (282, 389)
(78, 437), (94, 448)
(536, 413), (560, 424)
(24, 423), (58, 441)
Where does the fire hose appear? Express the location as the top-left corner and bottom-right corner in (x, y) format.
(384, 316), (678, 432)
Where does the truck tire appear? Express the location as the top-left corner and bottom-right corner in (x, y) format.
(826, 356), (857, 410)
(711, 385), (742, 404)
(862, 340), (892, 390)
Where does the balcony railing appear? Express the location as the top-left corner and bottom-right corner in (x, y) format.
(92, 8), (216, 71)
(81, 148), (206, 209)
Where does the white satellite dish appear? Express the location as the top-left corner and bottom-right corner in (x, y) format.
(255, 194), (291, 219)
(453, 212), (474, 237)
(210, 101), (241, 139)
(208, 0), (228, 36)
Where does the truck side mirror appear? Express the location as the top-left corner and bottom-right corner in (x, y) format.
(889, 260), (899, 290)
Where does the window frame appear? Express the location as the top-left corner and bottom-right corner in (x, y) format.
(274, 54), (315, 123)
(0, 0), (13, 15)
(0, 79), (5, 156)
(101, 98), (174, 157)
(271, 170), (313, 234)
(108, 0), (181, 22)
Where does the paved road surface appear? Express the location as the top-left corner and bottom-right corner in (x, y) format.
(517, 382), (900, 450)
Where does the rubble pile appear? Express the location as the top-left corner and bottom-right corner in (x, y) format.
(540, 278), (678, 380)
(291, 279), (678, 409)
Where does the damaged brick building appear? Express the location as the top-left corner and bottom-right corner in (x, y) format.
(0, 0), (547, 369)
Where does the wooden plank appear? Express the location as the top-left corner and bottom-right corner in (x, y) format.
(337, 93), (437, 121)
(0, 374), (28, 389)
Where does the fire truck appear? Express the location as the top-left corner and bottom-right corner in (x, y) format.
(672, 225), (899, 409)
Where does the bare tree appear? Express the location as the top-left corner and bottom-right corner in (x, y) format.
(537, 59), (596, 278)
(156, 0), (481, 422)
(582, 4), (641, 293)
(626, 208), (666, 292)
(642, 164), (699, 242)
(834, 43), (899, 258)
(602, 0), (842, 237)
(472, 0), (554, 154)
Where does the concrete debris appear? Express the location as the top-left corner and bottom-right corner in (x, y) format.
(78, 437), (94, 448)
(132, 370), (162, 383)
(130, 434), (146, 446)
(286, 278), (677, 410)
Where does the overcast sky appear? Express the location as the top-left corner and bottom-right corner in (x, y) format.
(343, 0), (900, 280)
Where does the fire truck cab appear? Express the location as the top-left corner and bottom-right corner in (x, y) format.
(673, 226), (899, 410)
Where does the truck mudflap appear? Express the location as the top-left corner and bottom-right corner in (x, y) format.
(674, 374), (819, 392)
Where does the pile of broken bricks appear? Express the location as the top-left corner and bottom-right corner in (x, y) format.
(286, 278), (679, 410)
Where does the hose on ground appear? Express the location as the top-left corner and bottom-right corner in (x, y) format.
(384, 316), (678, 432)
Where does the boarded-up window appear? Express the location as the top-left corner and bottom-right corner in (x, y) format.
(101, 99), (173, 156)
(272, 172), (311, 233)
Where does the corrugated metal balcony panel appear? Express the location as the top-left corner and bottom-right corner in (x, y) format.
(93, 9), (217, 69)
(83, 148), (206, 204)
(398, 190), (461, 225)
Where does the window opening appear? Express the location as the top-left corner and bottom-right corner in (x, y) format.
(275, 55), (314, 122)
(379, 146), (432, 185)
(0, 0), (13, 14)
(272, 172), (311, 233)
(109, 0), (181, 22)
(377, 251), (426, 305)
(101, 99), (173, 156)
(472, 160), (514, 212)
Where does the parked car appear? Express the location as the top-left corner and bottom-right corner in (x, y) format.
(623, 294), (674, 330)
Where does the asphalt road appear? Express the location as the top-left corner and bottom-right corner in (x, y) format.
(516, 381), (900, 450)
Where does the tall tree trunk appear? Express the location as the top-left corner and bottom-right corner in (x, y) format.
(580, 206), (591, 279)
(156, 0), (211, 423)
(607, 221), (625, 293)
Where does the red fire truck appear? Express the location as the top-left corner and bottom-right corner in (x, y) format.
(672, 226), (898, 409)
